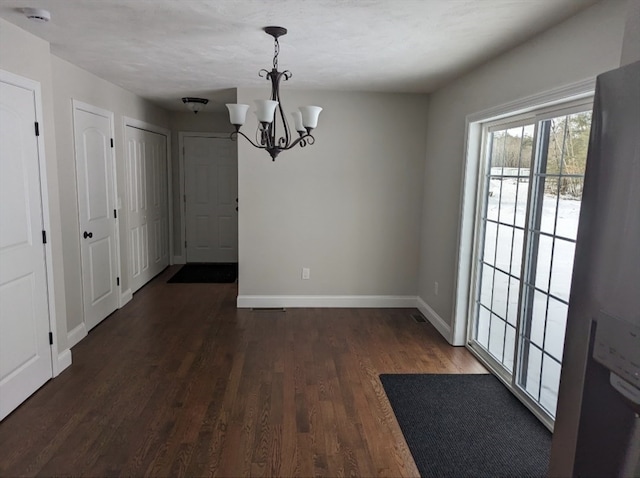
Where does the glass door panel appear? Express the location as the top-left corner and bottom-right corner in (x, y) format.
(472, 122), (535, 375)
(470, 108), (591, 424)
(517, 111), (590, 418)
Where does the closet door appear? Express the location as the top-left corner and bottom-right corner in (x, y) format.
(126, 126), (169, 293)
(0, 73), (53, 420)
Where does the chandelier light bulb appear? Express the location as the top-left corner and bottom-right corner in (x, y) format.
(255, 100), (279, 124)
(291, 111), (305, 133)
(299, 106), (323, 130)
(226, 104), (250, 126)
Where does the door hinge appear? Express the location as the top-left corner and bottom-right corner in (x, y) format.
(49, 332), (53, 345)
(183, 194), (186, 202)
(114, 209), (117, 219)
(116, 277), (120, 286)
(110, 138), (114, 148)
(35, 122), (40, 136)
(184, 240), (187, 247)
(42, 230), (47, 244)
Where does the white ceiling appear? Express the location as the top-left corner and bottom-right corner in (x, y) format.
(0, 0), (599, 111)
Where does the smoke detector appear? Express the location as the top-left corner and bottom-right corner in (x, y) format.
(22, 8), (51, 23)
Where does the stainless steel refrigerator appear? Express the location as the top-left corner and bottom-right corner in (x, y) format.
(549, 60), (640, 477)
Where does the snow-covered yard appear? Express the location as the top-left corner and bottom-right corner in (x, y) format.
(478, 176), (582, 415)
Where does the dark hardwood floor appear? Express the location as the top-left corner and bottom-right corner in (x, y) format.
(0, 266), (486, 477)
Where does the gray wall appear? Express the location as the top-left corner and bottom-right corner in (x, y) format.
(417, 0), (628, 330)
(236, 89), (428, 300)
(51, 56), (170, 335)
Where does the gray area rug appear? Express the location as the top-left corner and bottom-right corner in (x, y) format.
(380, 373), (551, 478)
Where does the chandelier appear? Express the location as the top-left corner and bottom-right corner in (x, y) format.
(226, 26), (322, 161)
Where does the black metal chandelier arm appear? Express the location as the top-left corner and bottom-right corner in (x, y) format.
(276, 104), (290, 148)
(282, 133), (316, 150)
(230, 130), (267, 150)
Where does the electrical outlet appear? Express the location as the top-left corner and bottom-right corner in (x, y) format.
(302, 267), (310, 280)
(434, 281), (439, 296)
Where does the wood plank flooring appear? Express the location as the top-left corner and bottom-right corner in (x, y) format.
(0, 266), (485, 477)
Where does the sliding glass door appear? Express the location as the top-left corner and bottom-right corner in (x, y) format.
(469, 102), (591, 425)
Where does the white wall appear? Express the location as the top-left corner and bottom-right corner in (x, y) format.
(417, 0), (628, 333)
(51, 56), (170, 335)
(236, 89), (428, 306)
(0, 18), (69, 356)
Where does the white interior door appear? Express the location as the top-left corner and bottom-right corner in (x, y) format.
(147, 133), (169, 278)
(126, 126), (168, 292)
(184, 136), (238, 263)
(73, 102), (119, 331)
(0, 73), (53, 420)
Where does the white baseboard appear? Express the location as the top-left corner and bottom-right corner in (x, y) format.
(67, 322), (87, 348)
(172, 255), (186, 265)
(120, 288), (133, 307)
(237, 295), (418, 309)
(416, 297), (455, 345)
(55, 348), (72, 376)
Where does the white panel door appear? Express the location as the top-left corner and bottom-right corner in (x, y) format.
(146, 132), (168, 278)
(73, 103), (119, 331)
(126, 126), (169, 292)
(126, 129), (148, 293)
(0, 75), (53, 420)
(184, 136), (238, 263)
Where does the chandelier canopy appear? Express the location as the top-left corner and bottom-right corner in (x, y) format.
(226, 27), (322, 161)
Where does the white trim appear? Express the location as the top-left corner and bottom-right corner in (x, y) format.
(172, 255), (186, 265)
(237, 295), (417, 309)
(452, 78), (597, 349)
(466, 78), (596, 124)
(416, 297), (457, 345)
(120, 288), (133, 307)
(56, 349), (72, 374)
(178, 131), (234, 262)
(67, 322), (87, 348)
(0, 69), (67, 377)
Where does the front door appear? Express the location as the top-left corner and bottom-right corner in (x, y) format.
(0, 72), (53, 420)
(73, 101), (119, 331)
(184, 135), (238, 263)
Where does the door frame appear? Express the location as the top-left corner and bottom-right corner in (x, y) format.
(452, 79), (595, 431)
(0, 69), (66, 376)
(72, 100), (122, 327)
(122, 117), (172, 299)
(177, 132), (235, 264)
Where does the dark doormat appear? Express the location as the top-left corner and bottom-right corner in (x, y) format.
(167, 263), (237, 284)
(380, 374), (551, 478)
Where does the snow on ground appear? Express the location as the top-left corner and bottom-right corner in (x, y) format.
(478, 177), (582, 416)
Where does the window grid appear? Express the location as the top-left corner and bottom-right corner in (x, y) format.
(518, 113), (588, 414)
(476, 124), (533, 368)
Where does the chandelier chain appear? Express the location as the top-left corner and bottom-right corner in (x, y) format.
(273, 37), (280, 70)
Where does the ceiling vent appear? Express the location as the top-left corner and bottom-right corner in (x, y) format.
(22, 8), (51, 23)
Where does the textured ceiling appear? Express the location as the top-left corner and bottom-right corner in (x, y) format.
(0, 0), (599, 111)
